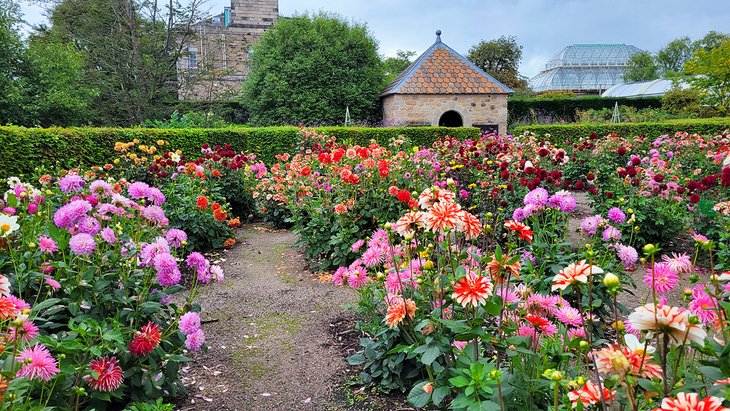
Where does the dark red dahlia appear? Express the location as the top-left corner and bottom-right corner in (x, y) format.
(129, 322), (161, 357)
(689, 194), (701, 204)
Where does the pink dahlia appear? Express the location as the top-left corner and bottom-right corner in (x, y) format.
(185, 329), (206, 351)
(9, 320), (40, 343)
(69, 233), (96, 255)
(661, 252), (693, 275)
(643, 263), (678, 294)
(16, 345), (60, 382)
(178, 311), (201, 335)
(555, 306), (583, 327)
(38, 236), (59, 254)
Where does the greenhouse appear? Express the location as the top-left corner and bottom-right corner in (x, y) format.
(530, 44), (644, 94)
(602, 78), (689, 97)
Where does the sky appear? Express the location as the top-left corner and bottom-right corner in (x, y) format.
(17, 0), (730, 78)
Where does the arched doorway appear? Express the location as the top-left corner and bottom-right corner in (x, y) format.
(439, 110), (463, 127)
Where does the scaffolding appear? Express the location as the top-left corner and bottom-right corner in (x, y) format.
(530, 44), (643, 93)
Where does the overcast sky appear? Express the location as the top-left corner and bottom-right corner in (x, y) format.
(18, 0), (730, 78)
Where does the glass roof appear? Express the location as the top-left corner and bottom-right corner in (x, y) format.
(601, 79), (689, 97)
(531, 44), (643, 93)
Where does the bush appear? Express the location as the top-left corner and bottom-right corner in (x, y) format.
(508, 96), (663, 124)
(0, 126), (481, 178)
(512, 118), (730, 144)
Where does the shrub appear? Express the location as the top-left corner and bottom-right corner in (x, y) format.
(0, 126), (480, 178)
(508, 96), (663, 124)
(512, 118), (730, 145)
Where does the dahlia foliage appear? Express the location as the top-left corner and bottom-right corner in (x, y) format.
(0, 168), (225, 408)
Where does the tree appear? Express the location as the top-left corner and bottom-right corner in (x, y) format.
(47, 0), (207, 125)
(684, 38), (730, 110)
(467, 35), (527, 90)
(656, 37), (696, 76)
(695, 31), (730, 52)
(23, 32), (98, 126)
(382, 50), (415, 85)
(0, 1), (29, 124)
(242, 13), (384, 126)
(623, 51), (660, 82)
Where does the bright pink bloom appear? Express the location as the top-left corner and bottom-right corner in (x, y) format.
(643, 263), (678, 294)
(16, 345), (60, 382)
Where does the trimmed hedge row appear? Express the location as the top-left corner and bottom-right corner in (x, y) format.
(508, 96), (663, 123)
(512, 118), (730, 144)
(0, 126), (481, 177)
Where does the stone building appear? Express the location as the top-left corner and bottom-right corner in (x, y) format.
(381, 31), (512, 133)
(177, 0), (279, 101)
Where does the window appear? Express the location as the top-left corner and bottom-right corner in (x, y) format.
(187, 48), (197, 69)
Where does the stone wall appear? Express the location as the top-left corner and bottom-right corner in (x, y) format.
(178, 0), (278, 101)
(382, 94), (508, 134)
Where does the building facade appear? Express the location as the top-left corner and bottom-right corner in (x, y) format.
(381, 32), (512, 134)
(177, 0), (278, 101)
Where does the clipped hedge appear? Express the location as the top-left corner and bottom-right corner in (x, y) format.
(0, 126), (480, 177)
(512, 118), (730, 144)
(508, 96), (663, 123)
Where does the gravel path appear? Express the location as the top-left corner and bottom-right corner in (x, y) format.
(177, 224), (356, 410)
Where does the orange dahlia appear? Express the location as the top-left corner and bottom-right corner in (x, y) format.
(458, 211), (483, 240)
(591, 344), (663, 380)
(384, 296), (416, 328)
(452, 275), (493, 307)
(487, 254), (521, 282)
(551, 260), (603, 291)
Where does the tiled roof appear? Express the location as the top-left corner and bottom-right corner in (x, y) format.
(381, 37), (513, 97)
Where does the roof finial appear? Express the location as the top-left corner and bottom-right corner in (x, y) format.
(436, 30), (442, 43)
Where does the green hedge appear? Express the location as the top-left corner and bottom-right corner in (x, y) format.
(512, 118), (730, 144)
(508, 96), (663, 123)
(0, 126), (480, 177)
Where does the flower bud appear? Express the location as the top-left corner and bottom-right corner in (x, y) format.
(577, 376), (585, 385)
(603, 273), (620, 288)
(579, 340), (589, 349)
(27, 242), (36, 249)
(384, 222), (393, 230)
(421, 322), (435, 336)
(376, 272), (385, 280)
(424, 260), (435, 270)
(612, 321), (624, 331)
(642, 244), (658, 256)
(423, 382), (433, 394)
(550, 371), (563, 381)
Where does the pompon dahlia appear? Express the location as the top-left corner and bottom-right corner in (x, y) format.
(84, 356), (124, 392)
(628, 303), (707, 345)
(567, 381), (616, 408)
(178, 311), (201, 335)
(129, 322), (161, 357)
(185, 329), (206, 351)
(652, 393), (729, 411)
(452, 274), (493, 307)
(16, 345), (60, 382)
(552, 260), (603, 291)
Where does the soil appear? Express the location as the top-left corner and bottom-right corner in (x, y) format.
(177, 223), (360, 411)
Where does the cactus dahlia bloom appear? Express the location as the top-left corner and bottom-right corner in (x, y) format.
(384, 295), (416, 328)
(84, 357), (124, 392)
(628, 303), (707, 345)
(129, 322), (161, 357)
(552, 261), (603, 291)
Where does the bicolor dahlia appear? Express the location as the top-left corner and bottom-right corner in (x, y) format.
(459, 211), (483, 240)
(552, 261), (603, 291)
(384, 296), (416, 328)
(129, 322), (161, 357)
(628, 303), (707, 345)
(487, 254), (521, 282)
(652, 393), (729, 411)
(425, 200), (461, 232)
(568, 381), (616, 408)
(591, 344), (662, 380)
(452, 275), (493, 307)
(394, 211), (426, 238)
(84, 357), (124, 392)
(16, 345), (60, 382)
(504, 220), (533, 243)
(0, 274), (9, 297)
(0, 297), (17, 320)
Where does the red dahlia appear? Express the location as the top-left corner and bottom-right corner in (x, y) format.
(397, 190), (411, 203)
(84, 357), (124, 392)
(129, 322), (161, 357)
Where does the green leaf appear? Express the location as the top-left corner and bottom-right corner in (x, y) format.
(407, 381), (432, 408)
(432, 386), (450, 406)
(421, 345), (441, 365)
(449, 375), (471, 388)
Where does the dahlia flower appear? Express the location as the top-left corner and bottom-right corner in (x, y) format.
(552, 261), (603, 291)
(9, 320), (40, 343)
(69, 233), (96, 256)
(567, 381), (615, 408)
(555, 306), (583, 327)
(661, 252), (693, 274)
(129, 322), (161, 357)
(394, 211), (426, 238)
(53, 199), (91, 229)
(384, 296), (416, 328)
(0, 274), (9, 297)
(652, 393), (728, 411)
(425, 200), (461, 233)
(643, 263), (678, 294)
(16, 345), (60, 382)
(459, 210), (483, 240)
(58, 173), (85, 193)
(452, 274), (493, 307)
(591, 344), (662, 380)
(615, 243), (638, 270)
(607, 207), (626, 224)
(0, 214), (20, 237)
(504, 220), (533, 243)
(165, 228), (187, 248)
(179, 311), (201, 335)
(628, 303), (707, 345)
(38, 236), (59, 253)
(185, 329), (206, 351)
(84, 356), (124, 392)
